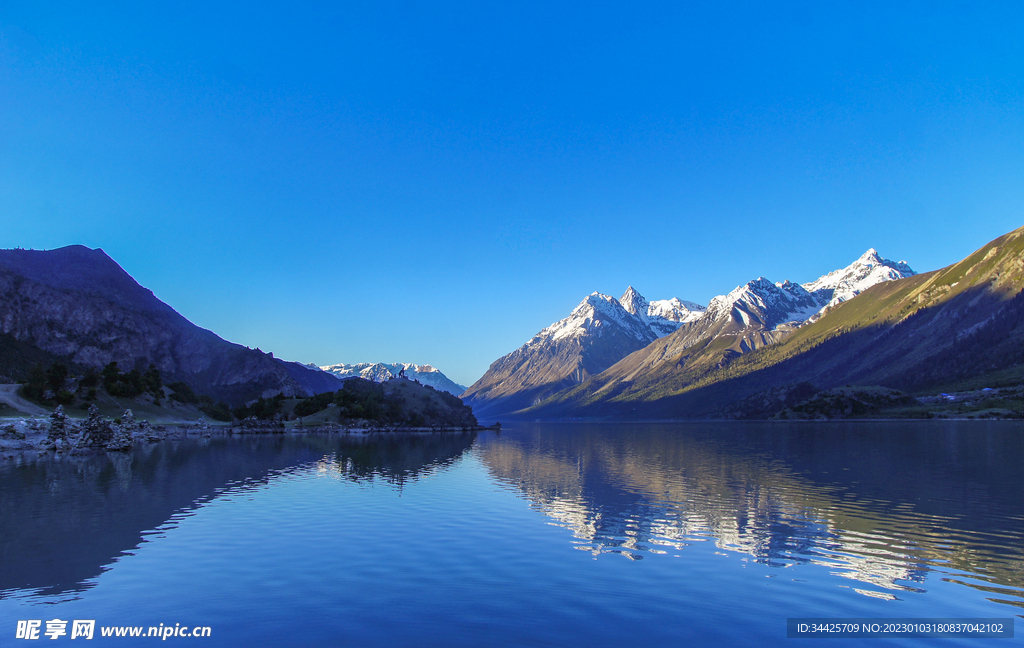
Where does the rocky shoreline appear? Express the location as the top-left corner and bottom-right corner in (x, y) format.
(0, 407), (499, 460)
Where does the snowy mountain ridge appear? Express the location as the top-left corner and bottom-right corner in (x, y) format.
(700, 249), (917, 332)
(319, 362), (467, 396)
(538, 287), (705, 345)
(801, 248), (916, 316)
(703, 277), (820, 331)
(465, 247), (916, 419)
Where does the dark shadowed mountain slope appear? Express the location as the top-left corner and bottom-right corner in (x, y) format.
(0, 246), (341, 404)
(528, 225), (1024, 419)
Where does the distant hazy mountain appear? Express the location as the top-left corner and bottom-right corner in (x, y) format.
(0, 246), (341, 404)
(318, 362), (466, 395)
(462, 287), (704, 418)
(530, 229), (1024, 419)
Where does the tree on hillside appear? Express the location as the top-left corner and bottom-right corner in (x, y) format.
(143, 363), (162, 395)
(22, 364), (49, 400)
(22, 361), (74, 404)
(100, 361), (162, 399)
(102, 362), (121, 391)
(46, 362), (68, 394)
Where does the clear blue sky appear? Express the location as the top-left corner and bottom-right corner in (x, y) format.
(2, 1), (1022, 387)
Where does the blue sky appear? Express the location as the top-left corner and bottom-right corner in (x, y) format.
(2, 1), (1022, 386)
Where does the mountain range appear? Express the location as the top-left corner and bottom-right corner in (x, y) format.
(3, 226), (1020, 421)
(460, 287), (706, 418)
(525, 226), (1024, 420)
(463, 248), (916, 418)
(319, 362), (466, 395)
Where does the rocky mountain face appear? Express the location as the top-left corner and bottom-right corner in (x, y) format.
(669, 277), (822, 357)
(621, 287), (705, 336)
(462, 287), (704, 418)
(531, 227), (1024, 419)
(0, 246), (342, 404)
(318, 362), (466, 395)
(467, 249), (914, 420)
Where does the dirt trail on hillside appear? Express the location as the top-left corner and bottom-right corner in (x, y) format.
(0, 384), (48, 416)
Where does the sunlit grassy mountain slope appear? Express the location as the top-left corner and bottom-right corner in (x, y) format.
(527, 225), (1024, 419)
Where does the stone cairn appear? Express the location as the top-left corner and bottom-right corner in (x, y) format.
(106, 409), (137, 452)
(139, 418), (165, 442)
(77, 404), (115, 450)
(196, 417), (212, 437)
(44, 405), (72, 450)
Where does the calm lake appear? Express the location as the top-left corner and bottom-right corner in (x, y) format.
(1, 421), (1022, 646)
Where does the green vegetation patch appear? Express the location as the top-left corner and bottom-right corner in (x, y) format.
(292, 378), (478, 428)
(773, 386), (917, 420)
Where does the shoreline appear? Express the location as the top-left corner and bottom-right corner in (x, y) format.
(482, 414), (1024, 424)
(0, 416), (501, 460)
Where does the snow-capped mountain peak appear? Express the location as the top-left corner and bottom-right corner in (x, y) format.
(462, 286), (707, 415)
(698, 249), (915, 333)
(643, 291), (709, 335)
(647, 297), (705, 326)
(704, 277), (819, 330)
(858, 248), (882, 264)
(540, 292), (644, 343)
(539, 288), (705, 344)
(802, 249), (917, 313)
(620, 286), (648, 317)
(466, 247), (917, 418)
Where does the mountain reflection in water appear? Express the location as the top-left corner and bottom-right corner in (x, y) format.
(2, 420), (1022, 644)
(0, 431), (477, 597)
(478, 422), (1024, 610)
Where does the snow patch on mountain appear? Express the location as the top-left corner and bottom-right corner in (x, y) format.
(649, 297), (705, 322)
(319, 362), (467, 395)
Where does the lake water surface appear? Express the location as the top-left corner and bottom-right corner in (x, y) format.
(1, 421), (1022, 646)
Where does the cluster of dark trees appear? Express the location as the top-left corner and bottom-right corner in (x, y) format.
(101, 362), (162, 400)
(20, 360), (234, 421)
(20, 363), (477, 428)
(432, 388), (472, 413)
(21, 362), (78, 404)
(291, 378), (478, 428)
(232, 393), (287, 421)
(23, 360), (164, 405)
(294, 378), (405, 422)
